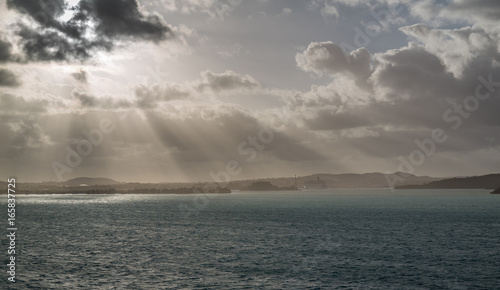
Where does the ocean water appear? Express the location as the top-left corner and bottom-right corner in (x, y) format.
(1, 189), (499, 289)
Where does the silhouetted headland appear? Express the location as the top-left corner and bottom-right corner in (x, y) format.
(396, 174), (500, 190)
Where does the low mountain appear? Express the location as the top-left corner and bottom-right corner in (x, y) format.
(241, 181), (297, 191)
(243, 181), (280, 191)
(303, 172), (439, 188)
(396, 174), (500, 189)
(228, 172), (441, 190)
(64, 177), (122, 186)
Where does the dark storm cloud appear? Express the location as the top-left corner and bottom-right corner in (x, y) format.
(373, 44), (458, 101)
(75, 0), (171, 41)
(0, 69), (21, 87)
(72, 90), (95, 107)
(0, 39), (14, 62)
(6, 0), (82, 37)
(71, 70), (87, 83)
(15, 26), (102, 61)
(7, 0), (172, 62)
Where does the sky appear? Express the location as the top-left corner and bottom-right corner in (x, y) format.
(0, 0), (499, 183)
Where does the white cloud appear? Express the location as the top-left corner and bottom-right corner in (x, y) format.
(321, 3), (339, 20)
(400, 24), (500, 78)
(276, 7), (292, 17)
(296, 41), (372, 88)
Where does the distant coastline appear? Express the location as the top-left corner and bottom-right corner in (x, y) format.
(395, 174), (500, 190)
(5, 186), (231, 195)
(2, 173), (500, 194)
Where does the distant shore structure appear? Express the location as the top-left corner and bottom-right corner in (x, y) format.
(303, 177), (328, 189)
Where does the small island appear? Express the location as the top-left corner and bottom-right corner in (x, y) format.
(491, 188), (500, 194)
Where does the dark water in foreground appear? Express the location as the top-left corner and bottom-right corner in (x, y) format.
(1, 189), (499, 289)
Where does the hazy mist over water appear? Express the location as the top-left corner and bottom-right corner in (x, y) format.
(1, 190), (499, 289)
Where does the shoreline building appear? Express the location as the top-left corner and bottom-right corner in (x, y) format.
(303, 177), (328, 189)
